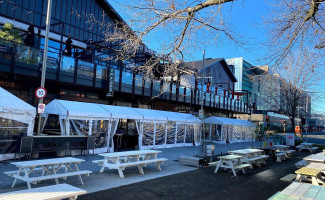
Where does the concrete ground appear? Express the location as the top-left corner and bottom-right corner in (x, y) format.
(78, 152), (308, 200)
(0, 142), (256, 194)
(0, 141), (318, 200)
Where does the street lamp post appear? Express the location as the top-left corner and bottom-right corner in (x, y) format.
(201, 50), (205, 158)
(36, 0), (52, 135)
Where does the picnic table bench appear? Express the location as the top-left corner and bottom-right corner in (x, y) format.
(0, 183), (86, 200)
(230, 149), (268, 167)
(295, 167), (325, 186)
(5, 157), (91, 189)
(93, 150), (168, 178)
(296, 143), (319, 153)
(213, 155), (252, 176)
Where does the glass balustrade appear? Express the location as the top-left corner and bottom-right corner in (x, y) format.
(0, 39), (250, 113)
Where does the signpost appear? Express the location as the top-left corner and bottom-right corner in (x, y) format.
(35, 87), (47, 99)
(37, 103), (45, 113)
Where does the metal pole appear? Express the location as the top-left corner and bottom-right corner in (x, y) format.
(201, 50), (205, 158)
(37, 0), (52, 135)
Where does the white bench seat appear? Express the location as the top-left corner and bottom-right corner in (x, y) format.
(248, 155), (268, 161)
(208, 161), (220, 166)
(4, 166), (67, 176)
(295, 160), (309, 168)
(92, 159), (105, 164)
(234, 163), (252, 170)
(286, 149), (296, 156)
(106, 158), (167, 168)
(99, 158), (167, 178)
(12, 170), (92, 185)
(276, 152), (286, 162)
(0, 183), (86, 200)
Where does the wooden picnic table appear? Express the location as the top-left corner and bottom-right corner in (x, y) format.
(214, 154), (251, 176)
(94, 150), (167, 178)
(268, 182), (325, 200)
(230, 149), (268, 167)
(6, 157), (92, 189)
(304, 154), (325, 163)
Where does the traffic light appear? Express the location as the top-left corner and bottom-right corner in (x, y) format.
(63, 36), (73, 56)
(23, 24), (35, 46)
(301, 117), (306, 125)
(206, 82), (210, 93)
(215, 86), (218, 94)
(266, 115), (270, 126)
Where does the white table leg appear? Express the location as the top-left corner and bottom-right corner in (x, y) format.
(155, 162), (162, 171)
(117, 168), (125, 178)
(74, 163), (84, 185)
(24, 168), (32, 189)
(214, 159), (222, 173)
(12, 167), (22, 188)
(228, 161), (237, 176)
(52, 164), (59, 185)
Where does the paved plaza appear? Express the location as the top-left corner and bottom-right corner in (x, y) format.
(0, 142), (257, 194)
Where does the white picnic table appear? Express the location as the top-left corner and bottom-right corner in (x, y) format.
(268, 182), (325, 200)
(304, 154), (325, 163)
(214, 154), (251, 176)
(230, 149), (268, 167)
(298, 142), (318, 153)
(6, 157), (92, 189)
(94, 150), (167, 178)
(0, 183), (86, 200)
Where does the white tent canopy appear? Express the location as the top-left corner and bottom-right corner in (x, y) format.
(133, 108), (168, 121)
(45, 99), (111, 120)
(0, 87), (36, 136)
(102, 105), (143, 120)
(203, 116), (256, 143)
(44, 99), (201, 153)
(204, 116), (255, 126)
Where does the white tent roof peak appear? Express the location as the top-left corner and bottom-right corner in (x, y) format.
(45, 99), (200, 123)
(101, 104), (143, 120)
(0, 87), (36, 135)
(0, 87), (36, 116)
(45, 99), (111, 119)
(204, 116), (255, 126)
(132, 108), (168, 121)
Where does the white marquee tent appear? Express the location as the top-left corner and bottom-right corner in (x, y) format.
(43, 99), (201, 153)
(203, 116), (256, 143)
(0, 87), (36, 137)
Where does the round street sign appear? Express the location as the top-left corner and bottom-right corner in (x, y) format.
(35, 87), (47, 99)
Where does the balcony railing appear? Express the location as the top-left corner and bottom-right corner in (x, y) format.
(0, 39), (249, 113)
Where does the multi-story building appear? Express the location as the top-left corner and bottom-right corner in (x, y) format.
(185, 58), (247, 117)
(226, 57), (254, 103)
(0, 0), (249, 127)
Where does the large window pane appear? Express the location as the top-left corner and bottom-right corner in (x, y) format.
(122, 70), (133, 85)
(155, 123), (166, 145)
(91, 120), (109, 148)
(176, 124), (185, 143)
(96, 65), (107, 79)
(167, 122), (176, 144)
(142, 123), (154, 146)
(77, 60), (94, 77)
(60, 56), (75, 73)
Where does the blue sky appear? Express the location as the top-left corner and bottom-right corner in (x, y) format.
(109, 0), (324, 114)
